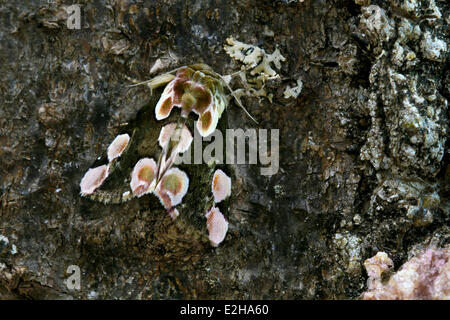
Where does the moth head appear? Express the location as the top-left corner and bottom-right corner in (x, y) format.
(154, 66), (227, 137)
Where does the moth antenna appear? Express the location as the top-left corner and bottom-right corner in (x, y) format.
(124, 66), (183, 88)
(124, 76), (151, 87)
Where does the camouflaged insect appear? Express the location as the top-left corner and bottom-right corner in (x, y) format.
(79, 65), (240, 244)
(154, 66), (227, 137)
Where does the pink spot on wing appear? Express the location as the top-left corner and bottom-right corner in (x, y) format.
(205, 207), (228, 247)
(80, 164), (109, 195)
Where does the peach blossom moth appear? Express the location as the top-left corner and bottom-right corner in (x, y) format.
(79, 64), (245, 245)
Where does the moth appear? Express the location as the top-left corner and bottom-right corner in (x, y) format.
(80, 64), (251, 228)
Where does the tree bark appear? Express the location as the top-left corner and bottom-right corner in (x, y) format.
(0, 0), (448, 299)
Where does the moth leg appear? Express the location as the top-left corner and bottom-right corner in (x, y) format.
(202, 69), (259, 124)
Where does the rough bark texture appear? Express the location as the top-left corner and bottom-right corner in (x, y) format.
(0, 0), (448, 299)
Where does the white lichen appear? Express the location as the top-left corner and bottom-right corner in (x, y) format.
(334, 232), (362, 273)
(360, 5), (395, 43)
(283, 78), (303, 99)
(0, 234), (9, 246)
(420, 31), (447, 62)
(224, 36), (286, 103)
(224, 36), (285, 80)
